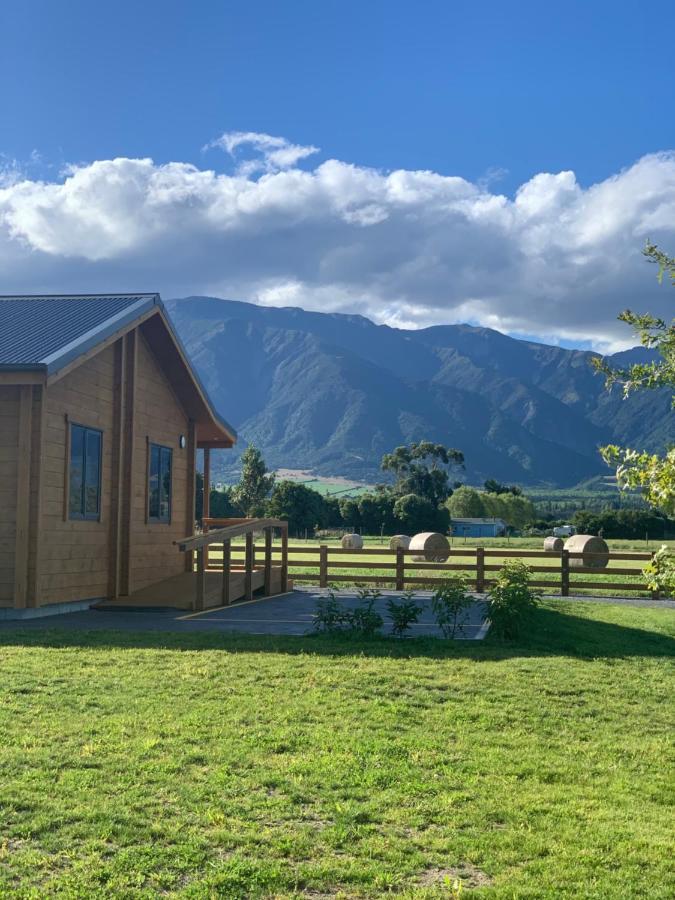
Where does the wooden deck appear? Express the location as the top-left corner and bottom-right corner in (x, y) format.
(95, 565), (288, 611)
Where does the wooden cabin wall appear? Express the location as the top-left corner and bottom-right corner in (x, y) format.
(0, 386), (19, 605)
(38, 345), (117, 605)
(129, 332), (190, 593)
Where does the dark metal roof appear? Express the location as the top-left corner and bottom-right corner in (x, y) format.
(0, 294), (158, 369)
(0, 293), (236, 442)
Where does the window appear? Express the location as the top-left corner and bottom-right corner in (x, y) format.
(148, 443), (172, 523)
(69, 424), (102, 520)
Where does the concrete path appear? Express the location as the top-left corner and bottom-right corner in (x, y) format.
(0, 587), (489, 639)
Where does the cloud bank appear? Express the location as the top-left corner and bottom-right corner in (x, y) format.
(1, 132), (674, 351)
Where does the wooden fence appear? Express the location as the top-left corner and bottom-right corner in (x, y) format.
(205, 541), (658, 598)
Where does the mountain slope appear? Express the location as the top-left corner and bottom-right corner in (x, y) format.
(166, 297), (672, 486)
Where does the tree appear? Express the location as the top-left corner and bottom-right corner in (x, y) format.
(231, 444), (275, 517)
(593, 243), (675, 514)
(393, 493), (450, 534)
(446, 486), (485, 518)
(266, 481), (325, 535)
(484, 478), (522, 496)
(381, 441), (464, 505)
(357, 492), (397, 534)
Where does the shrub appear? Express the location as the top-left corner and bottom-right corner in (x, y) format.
(643, 545), (675, 598)
(313, 588), (350, 633)
(431, 576), (473, 638)
(386, 589), (423, 637)
(351, 587), (384, 637)
(486, 561), (541, 640)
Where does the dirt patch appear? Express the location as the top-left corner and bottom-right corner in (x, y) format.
(417, 863), (492, 889)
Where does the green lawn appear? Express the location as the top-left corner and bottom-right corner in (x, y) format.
(1, 601), (674, 897)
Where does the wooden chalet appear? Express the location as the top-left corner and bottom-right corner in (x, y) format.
(0, 293), (287, 618)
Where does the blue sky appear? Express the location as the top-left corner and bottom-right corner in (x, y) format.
(1, 0), (674, 349)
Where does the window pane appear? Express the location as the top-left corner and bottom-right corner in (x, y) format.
(149, 445), (160, 519)
(84, 430), (101, 516)
(69, 425), (85, 516)
(160, 447), (172, 521)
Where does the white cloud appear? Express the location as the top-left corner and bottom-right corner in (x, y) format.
(0, 139), (674, 351)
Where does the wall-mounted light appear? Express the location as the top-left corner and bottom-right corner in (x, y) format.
(179, 434), (186, 449)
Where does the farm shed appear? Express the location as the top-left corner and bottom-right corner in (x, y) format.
(450, 517), (507, 538)
(0, 293), (242, 617)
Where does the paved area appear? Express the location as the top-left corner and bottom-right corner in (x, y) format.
(0, 587), (489, 639)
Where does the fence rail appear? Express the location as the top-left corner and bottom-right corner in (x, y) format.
(202, 541), (658, 598)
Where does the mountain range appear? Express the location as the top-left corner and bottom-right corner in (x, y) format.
(166, 297), (671, 487)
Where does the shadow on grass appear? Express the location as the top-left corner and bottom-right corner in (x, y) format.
(0, 603), (673, 660)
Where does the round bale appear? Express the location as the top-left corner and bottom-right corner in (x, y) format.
(341, 533), (363, 550)
(389, 534), (411, 552)
(564, 534), (609, 569)
(543, 536), (563, 552)
(410, 532), (450, 563)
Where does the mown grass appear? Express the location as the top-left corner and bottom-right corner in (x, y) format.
(1, 600), (674, 897)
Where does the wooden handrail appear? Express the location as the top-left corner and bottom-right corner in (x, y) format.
(174, 517), (287, 552)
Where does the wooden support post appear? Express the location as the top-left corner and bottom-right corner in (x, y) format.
(561, 548), (570, 597)
(476, 546), (485, 594)
(245, 531), (253, 601)
(196, 547), (205, 611)
(119, 329), (137, 596)
(13, 385), (33, 609)
(203, 447), (211, 569)
(650, 551), (660, 601)
(280, 524), (289, 593)
(319, 544), (328, 588)
(396, 546), (405, 591)
(221, 539), (231, 606)
(184, 421), (196, 573)
(264, 527), (273, 595)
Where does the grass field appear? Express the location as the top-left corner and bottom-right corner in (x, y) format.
(1, 600), (673, 897)
(223, 536), (675, 598)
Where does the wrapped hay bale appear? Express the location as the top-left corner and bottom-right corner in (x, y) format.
(564, 534), (609, 569)
(543, 536), (563, 552)
(410, 532), (450, 563)
(341, 533), (363, 550)
(389, 534), (411, 552)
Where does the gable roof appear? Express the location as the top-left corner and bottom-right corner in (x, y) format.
(450, 517), (506, 526)
(0, 293), (236, 445)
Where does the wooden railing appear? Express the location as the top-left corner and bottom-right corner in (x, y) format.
(210, 543), (658, 599)
(175, 518), (289, 611)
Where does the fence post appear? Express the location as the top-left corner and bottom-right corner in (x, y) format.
(221, 539), (231, 606)
(561, 548), (570, 597)
(245, 531), (253, 602)
(264, 527), (272, 595)
(650, 551), (660, 601)
(196, 547), (205, 611)
(280, 524), (288, 593)
(319, 544), (328, 588)
(396, 546), (405, 591)
(476, 546), (485, 593)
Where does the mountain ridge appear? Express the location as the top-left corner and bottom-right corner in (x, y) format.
(166, 296), (671, 487)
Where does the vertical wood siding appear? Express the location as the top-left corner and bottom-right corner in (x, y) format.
(0, 387), (19, 605)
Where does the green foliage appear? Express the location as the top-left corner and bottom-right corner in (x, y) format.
(487, 561), (541, 640)
(393, 492), (450, 533)
(431, 576), (473, 638)
(643, 545), (675, 598)
(381, 441), (464, 505)
(356, 492), (398, 534)
(447, 485), (485, 517)
(266, 480), (326, 535)
(313, 588), (350, 633)
(231, 444), (275, 516)
(351, 587), (384, 637)
(572, 508), (675, 539)
(594, 243), (675, 514)
(386, 590), (423, 637)
(484, 478), (522, 495)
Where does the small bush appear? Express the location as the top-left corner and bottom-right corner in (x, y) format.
(643, 545), (675, 598)
(486, 561), (541, 640)
(431, 577), (473, 638)
(313, 588), (350, 633)
(351, 587), (384, 637)
(386, 589), (423, 637)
